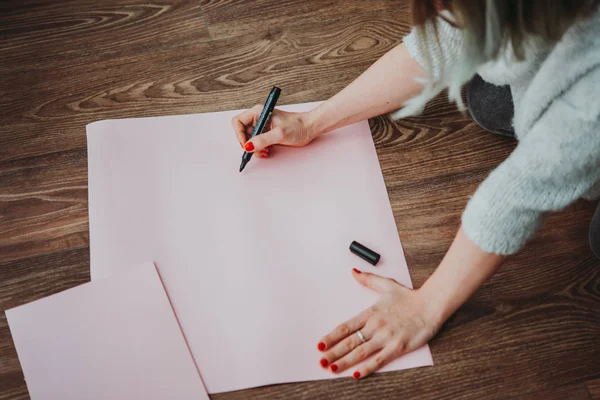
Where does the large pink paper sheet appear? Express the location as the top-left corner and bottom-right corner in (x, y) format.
(87, 102), (433, 393)
(6, 263), (209, 400)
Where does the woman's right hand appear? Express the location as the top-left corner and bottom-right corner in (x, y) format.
(231, 105), (318, 156)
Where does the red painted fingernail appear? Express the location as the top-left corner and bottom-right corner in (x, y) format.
(353, 371), (361, 380)
(244, 142), (255, 152)
(330, 364), (338, 372)
(318, 342), (326, 351)
(320, 358), (329, 368)
(352, 268), (361, 274)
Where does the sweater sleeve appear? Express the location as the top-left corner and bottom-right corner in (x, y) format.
(403, 16), (464, 80)
(462, 67), (600, 255)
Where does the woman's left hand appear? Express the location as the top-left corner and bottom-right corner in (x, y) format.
(317, 269), (441, 379)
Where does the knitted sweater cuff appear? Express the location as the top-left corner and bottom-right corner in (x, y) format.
(462, 190), (545, 255)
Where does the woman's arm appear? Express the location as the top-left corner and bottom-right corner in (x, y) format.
(232, 43), (426, 152)
(318, 226), (504, 378)
(420, 226), (505, 325)
(307, 43), (426, 136)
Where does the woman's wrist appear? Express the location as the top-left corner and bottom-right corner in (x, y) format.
(416, 227), (506, 330)
(305, 106), (332, 139)
(416, 284), (449, 331)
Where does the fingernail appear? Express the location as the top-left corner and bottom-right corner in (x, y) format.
(244, 142), (255, 152)
(330, 364), (338, 372)
(352, 268), (362, 274)
(317, 342), (326, 351)
(320, 358), (329, 368)
(353, 371), (361, 380)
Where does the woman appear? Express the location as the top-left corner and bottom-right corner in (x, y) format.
(232, 0), (600, 379)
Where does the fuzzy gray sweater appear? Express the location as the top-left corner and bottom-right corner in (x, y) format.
(403, 10), (600, 255)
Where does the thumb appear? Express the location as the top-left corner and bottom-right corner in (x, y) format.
(352, 269), (398, 293)
(245, 127), (283, 152)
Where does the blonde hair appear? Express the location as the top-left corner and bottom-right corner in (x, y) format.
(393, 0), (599, 119)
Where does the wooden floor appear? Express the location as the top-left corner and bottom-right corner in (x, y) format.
(1, 1), (599, 399)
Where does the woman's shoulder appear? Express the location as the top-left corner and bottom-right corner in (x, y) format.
(514, 12), (600, 133)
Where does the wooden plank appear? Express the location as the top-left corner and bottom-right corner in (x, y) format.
(508, 383), (591, 400)
(200, 0), (411, 40)
(0, 247), (90, 312)
(0, 148), (89, 265)
(0, 0), (210, 70)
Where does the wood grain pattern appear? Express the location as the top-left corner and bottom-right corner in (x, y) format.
(200, 0), (410, 39)
(0, 0), (210, 68)
(587, 379), (600, 400)
(1, 1), (599, 399)
(508, 383), (592, 400)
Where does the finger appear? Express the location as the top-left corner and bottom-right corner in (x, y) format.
(245, 127), (284, 152)
(352, 270), (399, 294)
(321, 327), (366, 367)
(242, 126), (254, 150)
(353, 345), (402, 380)
(318, 308), (373, 352)
(328, 338), (381, 374)
(231, 104), (263, 145)
(258, 149), (269, 158)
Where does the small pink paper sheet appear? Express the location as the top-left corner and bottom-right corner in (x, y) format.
(6, 263), (209, 400)
(87, 102), (433, 393)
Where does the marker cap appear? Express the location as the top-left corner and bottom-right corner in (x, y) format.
(349, 241), (380, 266)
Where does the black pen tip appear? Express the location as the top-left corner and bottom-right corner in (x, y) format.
(239, 161), (247, 172)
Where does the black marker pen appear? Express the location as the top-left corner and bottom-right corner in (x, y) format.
(239, 86), (281, 172)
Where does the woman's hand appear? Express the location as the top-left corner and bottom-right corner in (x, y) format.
(317, 269), (441, 380)
(231, 105), (317, 158)
(317, 227), (505, 380)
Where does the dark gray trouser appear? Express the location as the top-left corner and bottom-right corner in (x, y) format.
(590, 204), (600, 260)
(466, 74), (600, 259)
